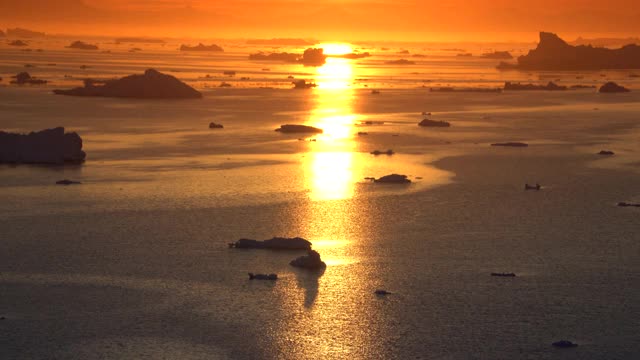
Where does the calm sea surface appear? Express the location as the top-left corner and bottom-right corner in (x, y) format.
(1, 38), (639, 359)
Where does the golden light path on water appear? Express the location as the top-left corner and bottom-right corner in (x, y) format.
(305, 44), (359, 202)
(277, 44), (385, 359)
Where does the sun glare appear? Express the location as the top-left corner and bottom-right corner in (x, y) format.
(319, 43), (353, 56)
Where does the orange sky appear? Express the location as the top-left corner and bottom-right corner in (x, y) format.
(1, 0), (639, 41)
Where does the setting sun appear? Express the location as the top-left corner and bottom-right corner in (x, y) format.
(318, 43), (353, 56)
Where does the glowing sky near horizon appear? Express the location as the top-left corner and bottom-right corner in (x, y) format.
(2, 0), (639, 40)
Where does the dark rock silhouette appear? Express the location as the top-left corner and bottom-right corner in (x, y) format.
(374, 174), (411, 184)
(66, 41), (98, 50)
(385, 59), (415, 65)
(249, 48), (326, 66)
(292, 80), (317, 89)
(598, 150), (615, 155)
(0, 127), (86, 164)
(457, 53), (473, 57)
(569, 85), (596, 89)
(491, 273), (517, 277)
(419, 119), (451, 127)
(180, 43), (223, 52)
(552, 340), (578, 348)
(370, 149), (395, 156)
(209, 122), (224, 129)
(275, 124), (323, 134)
(248, 273), (278, 280)
(290, 250), (327, 269)
(357, 132), (369, 136)
(249, 52), (299, 62)
(504, 81), (567, 91)
(115, 37), (166, 44)
(56, 179), (82, 185)
(491, 142), (529, 147)
(525, 184), (541, 191)
(301, 48), (327, 66)
(331, 52), (371, 59)
(53, 69), (202, 99)
(8, 40), (28, 46)
(229, 237), (312, 250)
(371, 89), (381, 94)
(375, 290), (392, 295)
(10, 72), (47, 85)
(481, 51), (513, 59)
(430, 87), (502, 93)
(498, 32), (640, 70)
(219, 82), (232, 88)
(599, 82), (630, 93)
(617, 202), (640, 207)
(247, 38), (311, 46)
(7, 28), (45, 38)
(572, 36), (640, 47)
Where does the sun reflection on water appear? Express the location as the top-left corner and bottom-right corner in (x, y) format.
(304, 49), (359, 201)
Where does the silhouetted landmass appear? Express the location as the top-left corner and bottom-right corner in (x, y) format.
(6, 28), (45, 38)
(209, 122), (224, 129)
(229, 237), (312, 250)
(430, 87), (501, 93)
(552, 341), (578, 348)
(275, 124), (323, 133)
(301, 48), (326, 66)
(53, 69), (202, 99)
(569, 85), (596, 89)
(67, 41), (98, 50)
(491, 272), (516, 277)
(56, 179), (81, 185)
(498, 32), (640, 70)
(457, 53), (473, 57)
(481, 51), (513, 59)
(525, 184), (541, 191)
(599, 82), (630, 93)
(572, 37), (640, 47)
(10, 72), (47, 85)
(248, 273), (278, 280)
(249, 48), (327, 66)
(331, 52), (371, 59)
(115, 37), (166, 44)
(246, 38), (312, 46)
(385, 59), (415, 65)
(375, 290), (392, 295)
(419, 119), (451, 127)
(0, 127), (85, 164)
(180, 43), (223, 52)
(370, 149), (395, 156)
(8, 40), (28, 46)
(290, 250), (326, 269)
(292, 80), (317, 89)
(491, 142), (529, 147)
(618, 202), (640, 207)
(374, 174), (411, 184)
(249, 52), (299, 62)
(504, 81), (567, 91)
(598, 150), (615, 155)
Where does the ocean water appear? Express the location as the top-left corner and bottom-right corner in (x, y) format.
(1, 38), (640, 359)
